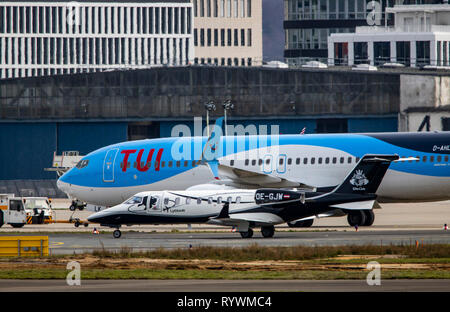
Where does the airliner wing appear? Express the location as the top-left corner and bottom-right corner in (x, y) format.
(211, 162), (312, 188)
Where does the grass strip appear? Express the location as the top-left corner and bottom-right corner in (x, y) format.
(1, 268), (449, 280)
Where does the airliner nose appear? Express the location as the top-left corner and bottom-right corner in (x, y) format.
(57, 178), (70, 194)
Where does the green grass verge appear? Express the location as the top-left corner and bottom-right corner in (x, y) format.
(1, 268), (449, 280)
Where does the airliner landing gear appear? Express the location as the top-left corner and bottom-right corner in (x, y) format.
(240, 228), (254, 239)
(347, 210), (366, 227)
(113, 229), (122, 238)
(261, 226), (275, 238)
(362, 210), (375, 226)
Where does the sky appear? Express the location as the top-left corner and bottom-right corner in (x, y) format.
(262, 0), (285, 61)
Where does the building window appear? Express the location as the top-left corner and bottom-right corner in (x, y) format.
(241, 29), (245, 46)
(214, 29), (218, 46)
(234, 29), (238, 46)
(194, 28), (198, 46)
(221, 29), (225, 46)
(233, 0), (238, 17)
(247, 0), (251, 17)
(227, 0), (231, 17)
(227, 29), (232, 46)
(207, 28), (212, 46)
(247, 28), (251, 46)
(200, 28), (205, 46)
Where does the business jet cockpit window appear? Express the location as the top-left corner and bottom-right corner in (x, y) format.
(125, 196), (143, 205)
(76, 159), (89, 169)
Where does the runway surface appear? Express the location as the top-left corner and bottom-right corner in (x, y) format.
(1, 279), (450, 292)
(32, 229), (449, 254)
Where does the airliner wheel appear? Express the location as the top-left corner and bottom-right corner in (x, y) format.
(347, 210), (366, 227)
(240, 228), (253, 239)
(363, 210), (375, 226)
(261, 226), (275, 238)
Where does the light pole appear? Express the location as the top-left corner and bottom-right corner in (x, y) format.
(222, 100), (234, 136)
(204, 101), (216, 137)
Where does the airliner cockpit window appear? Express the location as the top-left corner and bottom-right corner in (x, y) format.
(125, 196), (143, 205)
(76, 159), (89, 169)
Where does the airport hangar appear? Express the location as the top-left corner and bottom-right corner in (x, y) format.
(0, 65), (449, 198)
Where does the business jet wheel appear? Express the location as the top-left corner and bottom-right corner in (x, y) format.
(10, 223), (25, 228)
(363, 210), (375, 226)
(347, 210), (366, 227)
(240, 228), (253, 239)
(261, 226), (275, 238)
(113, 229), (122, 239)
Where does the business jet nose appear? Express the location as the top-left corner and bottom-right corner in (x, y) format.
(87, 210), (107, 224)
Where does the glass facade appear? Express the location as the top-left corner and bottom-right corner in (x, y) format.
(284, 0), (395, 66)
(0, 1), (194, 79)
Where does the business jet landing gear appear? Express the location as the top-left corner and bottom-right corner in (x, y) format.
(240, 228), (254, 239)
(261, 226), (275, 238)
(113, 229), (122, 238)
(347, 210), (366, 227)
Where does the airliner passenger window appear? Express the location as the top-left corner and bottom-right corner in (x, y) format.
(197, 198), (202, 204)
(356, 157), (360, 163)
(325, 157), (330, 164)
(252, 159), (256, 166)
(303, 158), (308, 165)
(332, 157), (337, 164)
(423, 156), (427, 162)
(168, 161), (173, 167)
(175, 197), (180, 205)
(279, 158), (284, 165)
(266, 159), (270, 164)
(416, 156), (420, 162)
(186, 198), (191, 204)
(161, 161), (165, 168)
(430, 156), (435, 162)
(176, 161), (181, 167)
(208, 197), (213, 204)
(245, 159), (249, 166)
(348, 157), (352, 164)
(184, 161), (188, 167)
(217, 197), (222, 204)
(340, 157), (344, 164)
(236, 197), (241, 204)
(230, 160), (235, 166)
(154, 161), (159, 168)
(318, 158), (322, 164)
(311, 158), (315, 165)
(287, 158), (292, 165)
(258, 159), (263, 166)
(164, 198), (169, 205)
(227, 197), (232, 203)
(445, 156), (449, 162)
(437, 156), (442, 162)
(192, 161), (197, 167)
(296, 158), (300, 165)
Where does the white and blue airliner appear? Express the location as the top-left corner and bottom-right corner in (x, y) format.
(57, 131), (450, 214)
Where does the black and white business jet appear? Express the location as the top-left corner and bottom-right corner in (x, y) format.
(88, 154), (399, 238)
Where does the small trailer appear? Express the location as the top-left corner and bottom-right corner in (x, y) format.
(0, 194), (27, 228)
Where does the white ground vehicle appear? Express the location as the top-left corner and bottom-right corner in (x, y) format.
(23, 197), (55, 224)
(0, 194), (27, 228)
